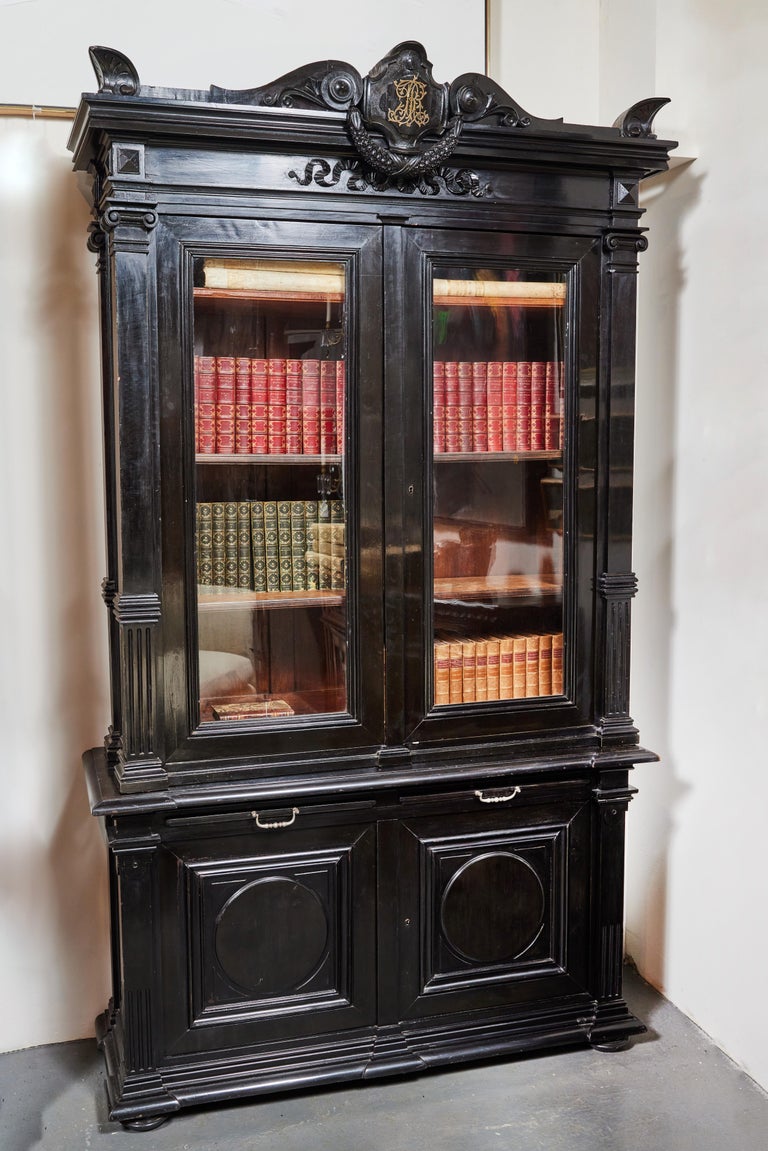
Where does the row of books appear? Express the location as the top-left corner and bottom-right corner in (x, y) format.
(434, 632), (564, 705)
(194, 356), (345, 456)
(196, 499), (345, 593)
(433, 361), (564, 454)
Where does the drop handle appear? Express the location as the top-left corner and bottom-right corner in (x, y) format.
(474, 787), (521, 804)
(252, 807), (299, 829)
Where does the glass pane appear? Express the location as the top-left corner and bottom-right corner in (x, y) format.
(432, 266), (565, 706)
(192, 257), (348, 723)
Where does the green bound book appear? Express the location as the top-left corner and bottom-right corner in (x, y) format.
(277, 500), (293, 592)
(211, 502), (226, 586)
(250, 501), (267, 592)
(237, 501), (252, 589)
(263, 501), (279, 592)
(304, 501), (319, 590)
(197, 502), (213, 586)
(224, 501), (239, 587)
(329, 500), (345, 589)
(290, 501), (307, 591)
(317, 499), (332, 589)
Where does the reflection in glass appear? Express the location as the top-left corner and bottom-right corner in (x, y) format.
(432, 267), (566, 706)
(192, 258), (348, 723)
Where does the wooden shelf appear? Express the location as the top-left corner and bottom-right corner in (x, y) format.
(198, 588), (344, 611)
(194, 287), (344, 304)
(196, 453), (342, 466)
(435, 450), (561, 463)
(434, 575), (562, 603)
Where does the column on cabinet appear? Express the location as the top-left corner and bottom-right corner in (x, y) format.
(191, 258), (348, 723)
(431, 269), (566, 708)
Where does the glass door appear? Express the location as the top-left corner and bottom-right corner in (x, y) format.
(431, 266), (565, 707)
(192, 256), (349, 724)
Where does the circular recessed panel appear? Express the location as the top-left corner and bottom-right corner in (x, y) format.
(215, 876), (329, 996)
(440, 851), (545, 964)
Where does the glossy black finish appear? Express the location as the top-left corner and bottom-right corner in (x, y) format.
(70, 43), (674, 1127)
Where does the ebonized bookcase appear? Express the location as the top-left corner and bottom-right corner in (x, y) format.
(69, 43), (675, 1130)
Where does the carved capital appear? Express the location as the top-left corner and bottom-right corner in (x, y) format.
(604, 231), (648, 274)
(598, 572), (638, 601)
(88, 46), (140, 96)
(613, 97), (670, 139)
(112, 592), (162, 625)
(101, 576), (117, 609)
(100, 205), (158, 233)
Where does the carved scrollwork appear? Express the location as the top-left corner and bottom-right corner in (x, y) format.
(287, 156), (489, 198)
(603, 232), (648, 255)
(449, 73), (541, 129)
(612, 97), (670, 139)
(101, 206), (158, 233)
(88, 46), (140, 96)
(211, 60), (363, 111)
(347, 108), (462, 177)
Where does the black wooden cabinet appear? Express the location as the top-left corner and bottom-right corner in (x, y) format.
(70, 42), (674, 1128)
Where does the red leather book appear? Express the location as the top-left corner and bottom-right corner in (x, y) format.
(301, 360), (321, 454)
(433, 361), (445, 454)
(320, 360), (337, 454)
(486, 361), (503, 452)
(250, 358), (268, 455)
(545, 360), (557, 450)
(336, 360), (345, 455)
(515, 361), (532, 451)
(196, 355), (216, 455)
(267, 358), (287, 455)
(444, 361), (459, 451)
(530, 361), (546, 451)
(557, 360), (565, 450)
(457, 361), (473, 453)
(285, 359), (303, 454)
(235, 357), (251, 455)
(471, 361), (488, 452)
(215, 356), (236, 454)
(501, 361), (517, 452)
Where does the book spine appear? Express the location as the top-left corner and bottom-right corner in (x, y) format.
(502, 361), (517, 452)
(250, 358), (269, 455)
(516, 362), (532, 451)
(487, 361), (503, 452)
(471, 361), (488, 452)
(539, 633), (553, 696)
(433, 361), (446, 454)
(267, 358), (287, 455)
(557, 361), (565, 451)
(486, 637), (500, 701)
(320, 361), (337, 455)
(194, 359), (200, 453)
(475, 639), (488, 702)
(236, 501), (253, 588)
(552, 632), (564, 694)
(196, 356), (216, 455)
(336, 360), (345, 454)
(304, 501), (319, 589)
(457, 361), (473, 453)
(525, 633), (541, 697)
(301, 360), (321, 455)
(235, 357), (252, 454)
(461, 640), (477, 703)
(444, 361), (459, 452)
(277, 500), (293, 591)
(448, 641), (463, 704)
(224, 501), (239, 587)
(263, 501), (279, 592)
(329, 499), (345, 589)
(290, 501), (307, 591)
(215, 357), (236, 454)
(500, 636), (515, 700)
(316, 499), (332, 588)
(211, 502), (226, 586)
(285, 359), (303, 455)
(197, 502), (213, 585)
(530, 361), (546, 451)
(251, 501), (267, 592)
(434, 640), (451, 706)
(512, 636), (527, 698)
(544, 361), (557, 451)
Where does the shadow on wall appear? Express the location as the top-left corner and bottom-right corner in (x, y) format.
(625, 158), (704, 991)
(0, 118), (110, 1051)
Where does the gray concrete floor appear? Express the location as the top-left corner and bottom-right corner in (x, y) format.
(1, 968), (766, 1151)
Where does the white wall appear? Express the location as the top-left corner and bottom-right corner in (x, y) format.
(0, 0), (484, 1053)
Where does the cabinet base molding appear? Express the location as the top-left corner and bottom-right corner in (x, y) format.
(94, 994), (644, 1125)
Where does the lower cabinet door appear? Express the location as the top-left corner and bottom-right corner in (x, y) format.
(389, 796), (591, 1023)
(156, 820), (376, 1057)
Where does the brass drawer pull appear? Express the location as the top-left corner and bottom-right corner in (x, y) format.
(474, 787), (521, 804)
(252, 807), (299, 830)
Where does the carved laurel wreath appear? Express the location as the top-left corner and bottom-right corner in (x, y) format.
(346, 108), (462, 177)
